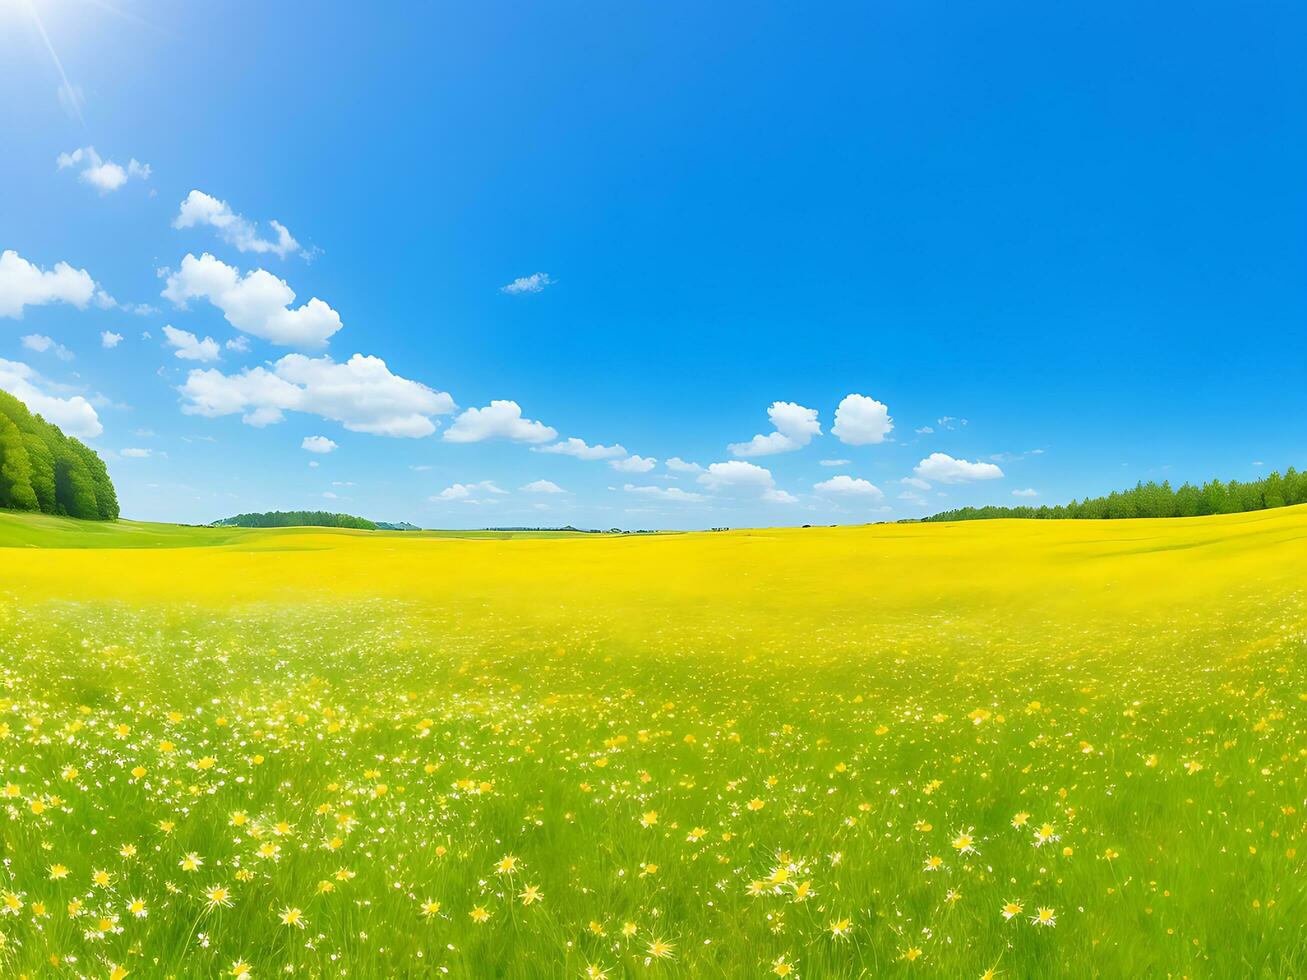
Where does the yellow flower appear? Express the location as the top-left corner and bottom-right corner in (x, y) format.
(92, 869), (112, 888)
(901, 947), (923, 962)
(469, 905), (490, 923)
(772, 954), (796, 976)
(1032, 907), (1057, 927)
(646, 937), (675, 960)
(279, 906), (306, 928)
(1000, 899), (1023, 921)
(640, 810), (659, 827)
(420, 900), (441, 919)
(828, 917), (852, 939)
(747, 798), (765, 811)
(204, 885), (233, 910)
(494, 854), (519, 874)
(48, 863), (69, 880)
(180, 852), (203, 872)
(109, 966), (130, 980)
(518, 883), (543, 906)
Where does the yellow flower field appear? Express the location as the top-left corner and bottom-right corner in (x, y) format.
(0, 508), (1303, 977)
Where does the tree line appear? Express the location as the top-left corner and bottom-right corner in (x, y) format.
(213, 511), (379, 530)
(0, 390), (119, 520)
(924, 470), (1307, 523)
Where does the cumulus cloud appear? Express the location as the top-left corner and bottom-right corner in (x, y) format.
(914, 452), (1004, 483)
(623, 483), (705, 502)
(0, 357), (102, 437)
(814, 474), (884, 499)
(443, 400), (557, 444)
(609, 454), (657, 473)
(698, 460), (776, 493)
(665, 457), (704, 474)
(819, 458), (850, 467)
(1012, 488), (1039, 498)
(832, 393), (893, 445)
(533, 437), (627, 460)
(728, 401), (821, 457)
(101, 331), (123, 349)
(500, 272), (554, 294)
(900, 476), (931, 490)
(173, 190), (304, 258)
(162, 324), (221, 363)
(763, 488), (799, 504)
(302, 435), (338, 454)
(57, 146), (151, 194)
(522, 479), (565, 494)
(120, 447), (151, 458)
(179, 352), (455, 437)
(0, 250), (97, 318)
(162, 253), (341, 348)
(432, 481), (506, 502)
(20, 334), (73, 361)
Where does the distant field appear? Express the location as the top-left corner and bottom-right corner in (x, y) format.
(0, 508), (1303, 977)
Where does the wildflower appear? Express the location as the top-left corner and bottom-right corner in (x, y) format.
(1000, 899), (1023, 920)
(747, 798), (765, 811)
(48, 864), (69, 880)
(951, 828), (977, 854)
(1011, 812), (1030, 829)
(279, 906), (306, 928)
(92, 869), (112, 888)
(1033, 823), (1059, 848)
(585, 966), (611, 979)
(622, 921), (639, 937)
(923, 855), (944, 872)
(494, 854), (519, 875)
(901, 947), (923, 962)
(1032, 907), (1057, 927)
(519, 883), (544, 906)
(640, 810), (659, 827)
(204, 885), (233, 910)
(645, 937), (675, 960)
(420, 900), (441, 919)
(128, 897), (148, 918)
(772, 954), (796, 976)
(469, 905), (490, 923)
(180, 852), (203, 872)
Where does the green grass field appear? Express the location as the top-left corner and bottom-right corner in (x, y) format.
(0, 508), (1303, 978)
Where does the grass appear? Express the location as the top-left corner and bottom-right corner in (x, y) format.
(0, 507), (1303, 978)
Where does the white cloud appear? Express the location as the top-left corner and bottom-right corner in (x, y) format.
(443, 400), (557, 444)
(226, 336), (251, 353)
(1012, 488), (1039, 498)
(0, 250), (97, 318)
(302, 435), (338, 454)
(623, 483), (705, 502)
(914, 452), (1004, 484)
(814, 474), (884, 499)
(0, 358), (102, 437)
(763, 489), (799, 504)
(500, 272), (554, 294)
(120, 447), (151, 458)
(937, 416), (968, 430)
(179, 352), (455, 437)
(163, 324), (221, 363)
(819, 458), (850, 467)
(900, 476), (931, 490)
(173, 190), (303, 258)
(728, 401), (821, 457)
(915, 425), (935, 434)
(665, 457), (704, 474)
(522, 479), (565, 494)
(57, 146), (150, 194)
(162, 253), (341, 348)
(432, 480), (506, 502)
(20, 334), (73, 360)
(898, 491), (928, 505)
(698, 460), (776, 493)
(100, 331), (123, 349)
(832, 393), (893, 445)
(533, 437), (627, 460)
(610, 454), (657, 473)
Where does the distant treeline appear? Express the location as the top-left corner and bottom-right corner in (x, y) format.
(0, 391), (119, 520)
(214, 511), (379, 530)
(926, 470), (1307, 523)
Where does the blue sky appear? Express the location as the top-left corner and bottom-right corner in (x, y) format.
(2, 2), (1303, 529)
